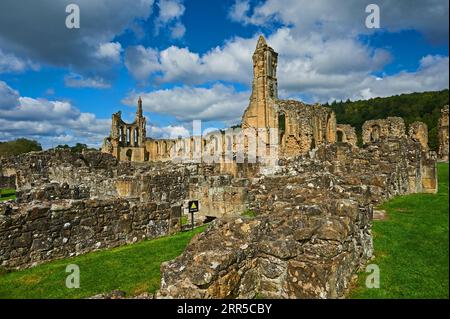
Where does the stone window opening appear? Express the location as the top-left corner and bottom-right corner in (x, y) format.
(126, 127), (131, 145)
(134, 128), (139, 146)
(370, 125), (381, 142)
(278, 112), (286, 145)
(126, 149), (132, 161)
(337, 130), (344, 142)
(119, 127), (124, 143)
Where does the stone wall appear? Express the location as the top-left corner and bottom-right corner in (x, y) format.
(409, 121), (429, 151)
(0, 150), (254, 269)
(0, 198), (180, 269)
(362, 117), (406, 145)
(336, 124), (358, 146)
(158, 199), (371, 299)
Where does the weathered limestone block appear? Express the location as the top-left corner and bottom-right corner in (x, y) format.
(157, 200), (372, 299)
(409, 121), (429, 151)
(336, 124), (358, 146)
(438, 105), (449, 161)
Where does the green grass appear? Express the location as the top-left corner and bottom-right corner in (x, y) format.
(350, 163), (449, 299)
(0, 226), (205, 299)
(241, 209), (256, 218)
(0, 188), (15, 201)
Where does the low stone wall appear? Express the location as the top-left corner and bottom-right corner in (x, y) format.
(0, 198), (181, 269)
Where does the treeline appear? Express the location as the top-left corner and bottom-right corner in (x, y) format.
(325, 90), (449, 150)
(0, 138), (42, 157)
(53, 143), (97, 153)
(0, 140), (99, 158)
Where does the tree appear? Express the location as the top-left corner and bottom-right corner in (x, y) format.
(0, 138), (42, 157)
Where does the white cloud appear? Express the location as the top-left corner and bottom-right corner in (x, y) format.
(122, 84), (249, 124)
(155, 0), (186, 39)
(125, 35), (255, 84)
(95, 42), (123, 63)
(64, 73), (111, 89)
(0, 49), (39, 74)
(228, 0), (251, 24)
(0, 81), (110, 148)
(230, 0), (449, 43)
(170, 21), (186, 39)
(348, 55), (449, 101)
(125, 46), (161, 82)
(0, 81), (20, 110)
(148, 124), (190, 139)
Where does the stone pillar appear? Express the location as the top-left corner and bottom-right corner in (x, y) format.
(438, 105), (449, 161)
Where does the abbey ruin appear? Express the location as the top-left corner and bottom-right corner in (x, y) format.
(0, 37), (447, 299)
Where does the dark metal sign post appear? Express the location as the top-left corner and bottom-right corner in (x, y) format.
(188, 200), (199, 230)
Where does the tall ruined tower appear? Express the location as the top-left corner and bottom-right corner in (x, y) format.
(241, 36), (278, 130)
(136, 96), (147, 146)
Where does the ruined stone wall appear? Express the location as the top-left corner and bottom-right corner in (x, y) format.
(0, 149), (129, 198)
(362, 117), (406, 145)
(336, 124), (358, 146)
(0, 198), (180, 269)
(409, 121), (429, 151)
(438, 105), (449, 161)
(277, 101), (336, 157)
(158, 198), (372, 299)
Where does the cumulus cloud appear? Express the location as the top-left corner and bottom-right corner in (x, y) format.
(94, 42), (123, 63)
(64, 73), (111, 89)
(0, 49), (36, 74)
(155, 0), (186, 39)
(0, 81), (20, 110)
(0, 0), (154, 75)
(122, 84), (249, 124)
(148, 124), (190, 139)
(0, 81), (110, 148)
(230, 0), (449, 43)
(124, 35), (256, 84)
(125, 46), (161, 82)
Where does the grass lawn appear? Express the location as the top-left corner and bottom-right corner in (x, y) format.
(0, 188), (15, 201)
(0, 226), (205, 299)
(350, 163), (449, 299)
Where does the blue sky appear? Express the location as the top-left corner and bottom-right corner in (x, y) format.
(0, 0), (448, 148)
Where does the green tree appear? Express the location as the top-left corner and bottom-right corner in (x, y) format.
(0, 138), (42, 157)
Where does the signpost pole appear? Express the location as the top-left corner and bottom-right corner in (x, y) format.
(188, 200), (199, 231)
